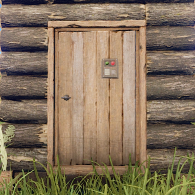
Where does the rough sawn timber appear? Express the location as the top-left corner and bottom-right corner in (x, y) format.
(1, 75), (195, 100)
(0, 52), (48, 75)
(1, 27), (195, 52)
(0, 76), (47, 98)
(146, 3), (195, 26)
(147, 76), (195, 100)
(1, 4), (145, 27)
(1, 51), (195, 75)
(3, 148), (195, 173)
(147, 51), (195, 75)
(2, 123), (195, 149)
(0, 100), (47, 123)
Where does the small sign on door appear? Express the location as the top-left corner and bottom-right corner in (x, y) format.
(102, 59), (118, 79)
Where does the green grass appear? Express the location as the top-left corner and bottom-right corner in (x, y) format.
(1, 148), (195, 195)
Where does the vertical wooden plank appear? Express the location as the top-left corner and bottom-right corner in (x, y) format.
(136, 30), (140, 163)
(54, 31), (59, 166)
(96, 31), (110, 165)
(123, 31), (136, 165)
(83, 31), (97, 164)
(57, 32), (73, 165)
(109, 31), (123, 165)
(72, 32), (84, 165)
(139, 27), (147, 169)
(47, 27), (54, 169)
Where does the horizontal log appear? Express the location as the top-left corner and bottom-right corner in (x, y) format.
(2, 123), (195, 149)
(1, 4), (145, 27)
(147, 100), (195, 122)
(147, 76), (195, 100)
(147, 124), (195, 149)
(2, 0), (53, 4)
(2, 4), (194, 27)
(0, 100), (47, 123)
(1, 100), (195, 123)
(1, 51), (195, 75)
(1, 123), (47, 148)
(3, 148), (195, 173)
(5, 148), (47, 171)
(0, 52), (48, 75)
(1, 28), (48, 52)
(146, 26), (195, 51)
(2, 0), (194, 4)
(0, 76), (47, 98)
(146, 3), (195, 26)
(147, 51), (195, 75)
(1, 75), (195, 100)
(148, 149), (195, 173)
(1, 27), (195, 52)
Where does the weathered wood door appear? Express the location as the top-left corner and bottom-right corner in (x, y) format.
(55, 29), (136, 166)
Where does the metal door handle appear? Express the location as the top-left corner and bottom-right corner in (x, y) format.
(61, 95), (71, 101)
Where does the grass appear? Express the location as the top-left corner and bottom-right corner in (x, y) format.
(0, 148), (195, 194)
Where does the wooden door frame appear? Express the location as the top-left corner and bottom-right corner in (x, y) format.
(48, 20), (146, 175)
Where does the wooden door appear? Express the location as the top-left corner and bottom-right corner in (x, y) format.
(55, 30), (136, 166)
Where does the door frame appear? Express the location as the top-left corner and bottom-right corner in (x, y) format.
(48, 20), (146, 175)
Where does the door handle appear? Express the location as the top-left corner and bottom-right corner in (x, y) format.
(61, 95), (71, 101)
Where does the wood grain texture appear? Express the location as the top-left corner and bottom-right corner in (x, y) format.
(1, 51), (194, 76)
(54, 31), (59, 166)
(49, 20), (146, 28)
(1, 123), (47, 148)
(0, 76), (47, 98)
(56, 32), (73, 165)
(96, 31), (110, 165)
(147, 124), (195, 149)
(123, 31), (136, 165)
(4, 0), (192, 4)
(1, 4), (145, 27)
(2, 0), (53, 4)
(71, 32), (84, 165)
(47, 27), (54, 167)
(4, 148), (195, 173)
(0, 171), (12, 188)
(2, 27), (195, 52)
(5, 148), (47, 171)
(147, 76), (195, 100)
(2, 123), (195, 149)
(148, 149), (195, 173)
(146, 3), (195, 26)
(135, 30), (140, 162)
(83, 31), (97, 164)
(0, 100), (47, 123)
(109, 31), (123, 166)
(1, 100), (195, 123)
(146, 26), (195, 51)
(1, 28), (48, 52)
(147, 51), (195, 75)
(0, 52), (48, 75)
(139, 26), (147, 169)
(147, 100), (195, 122)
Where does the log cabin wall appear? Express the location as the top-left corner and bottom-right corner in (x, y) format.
(0, 0), (195, 173)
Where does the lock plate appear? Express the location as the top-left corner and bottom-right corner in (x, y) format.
(102, 59), (118, 79)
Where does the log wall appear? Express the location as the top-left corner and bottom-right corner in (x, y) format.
(0, 0), (195, 173)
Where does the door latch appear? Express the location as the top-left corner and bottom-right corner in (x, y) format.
(61, 95), (71, 101)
